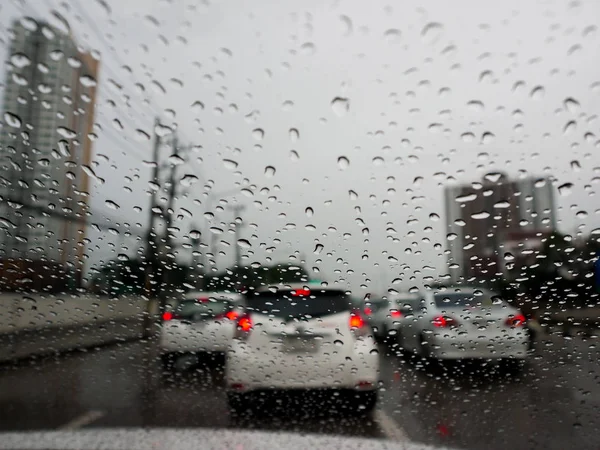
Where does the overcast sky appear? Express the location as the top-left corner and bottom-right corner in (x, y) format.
(1, 0), (600, 295)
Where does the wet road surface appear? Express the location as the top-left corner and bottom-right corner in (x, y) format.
(0, 333), (599, 449)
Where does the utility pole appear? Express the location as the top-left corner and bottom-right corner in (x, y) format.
(142, 117), (161, 338)
(144, 117), (161, 299)
(231, 204), (245, 270)
(228, 203), (245, 289)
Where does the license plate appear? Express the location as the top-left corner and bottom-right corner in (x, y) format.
(283, 337), (319, 353)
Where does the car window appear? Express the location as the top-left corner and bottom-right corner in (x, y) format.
(246, 289), (351, 319)
(434, 292), (502, 309)
(176, 298), (233, 319)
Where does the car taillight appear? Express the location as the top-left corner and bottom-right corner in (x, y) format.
(505, 313), (526, 327)
(350, 311), (369, 337)
(432, 315), (458, 328)
(390, 310), (402, 318)
(234, 314), (253, 339)
(162, 311), (174, 321)
(225, 310), (240, 321)
(216, 310), (240, 321)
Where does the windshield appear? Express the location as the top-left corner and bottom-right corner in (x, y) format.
(175, 298), (232, 319)
(434, 292), (501, 309)
(0, 1), (598, 449)
(246, 290), (351, 319)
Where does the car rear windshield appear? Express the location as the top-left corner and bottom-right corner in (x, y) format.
(434, 292), (501, 309)
(176, 298), (232, 319)
(365, 298), (389, 312)
(246, 289), (351, 320)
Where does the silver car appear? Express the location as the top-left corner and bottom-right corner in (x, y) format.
(395, 287), (529, 369)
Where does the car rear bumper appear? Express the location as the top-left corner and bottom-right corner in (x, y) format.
(424, 334), (529, 360)
(159, 322), (234, 353)
(226, 340), (379, 391)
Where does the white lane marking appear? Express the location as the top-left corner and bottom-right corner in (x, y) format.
(374, 409), (407, 441)
(59, 410), (105, 430)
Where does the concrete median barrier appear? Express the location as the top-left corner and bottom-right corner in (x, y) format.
(0, 293), (159, 362)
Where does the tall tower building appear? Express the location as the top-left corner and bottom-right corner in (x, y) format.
(0, 18), (98, 278)
(444, 173), (556, 282)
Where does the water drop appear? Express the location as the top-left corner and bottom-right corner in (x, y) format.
(349, 190), (358, 200)
(421, 22), (443, 44)
(564, 97), (580, 113)
(481, 131), (495, 144)
(252, 128), (264, 140)
(10, 53), (31, 68)
(372, 156), (384, 166)
(210, 227), (224, 234)
(105, 200), (120, 210)
(58, 140), (70, 157)
(447, 233), (458, 241)
(181, 174), (199, 187)
(429, 213), (440, 221)
(168, 154), (185, 165)
(80, 75), (97, 87)
(264, 166), (276, 177)
(558, 182), (573, 196)
(223, 159), (238, 170)
(467, 100), (484, 112)
(331, 97), (350, 117)
(461, 132), (475, 142)
(471, 211), (490, 219)
(191, 101), (204, 113)
(57, 126), (77, 139)
(237, 239), (251, 249)
(305, 207), (314, 217)
(337, 156), (349, 169)
(428, 123), (442, 133)
(563, 120), (577, 135)
(384, 29), (401, 43)
(339, 15), (353, 36)
(290, 150), (300, 161)
(300, 42), (316, 55)
(314, 243), (324, 254)
(4, 112), (22, 128)
(530, 85), (545, 100)
(289, 128), (299, 142)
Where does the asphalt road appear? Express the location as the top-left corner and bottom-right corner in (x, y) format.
(0, 333), (599, 450)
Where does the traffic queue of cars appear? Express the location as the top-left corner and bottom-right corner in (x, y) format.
(159, 285), (531, 414)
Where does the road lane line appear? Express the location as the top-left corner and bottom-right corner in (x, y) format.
(374, 409), (407, 441)
(59, 410), (105, 430)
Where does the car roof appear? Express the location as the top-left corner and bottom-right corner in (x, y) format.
(183, 291), (244, 300)
(429, 286), (496, 295)
(254, 283), (345, 293)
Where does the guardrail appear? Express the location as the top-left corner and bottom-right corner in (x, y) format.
(0, 293), (158, 362)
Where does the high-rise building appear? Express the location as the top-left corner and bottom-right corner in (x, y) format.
(444, 173), (556, 282)
(0, 18), (98, 275)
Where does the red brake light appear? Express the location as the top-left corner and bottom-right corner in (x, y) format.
(505, 313), (526, 327)
(390, 310), (402, 318)
(198, 297), (210, 302)
(225, 310), (240, 321)
(162, 311), (174, 321)
(364, 306), (373, 316)
(238, 315), (253, 332)
(291, 288), (310, 297)
(349, 313), (365, 329)
(432, 315), (457, 328)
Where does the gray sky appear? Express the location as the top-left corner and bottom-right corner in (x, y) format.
(2, 0), (600, 295)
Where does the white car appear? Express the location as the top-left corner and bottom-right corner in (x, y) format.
(226, 284), (379, 414)
(395, 287), (529, 369)
(363, 297), (396, 340)
(159, 291), (245, 368)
